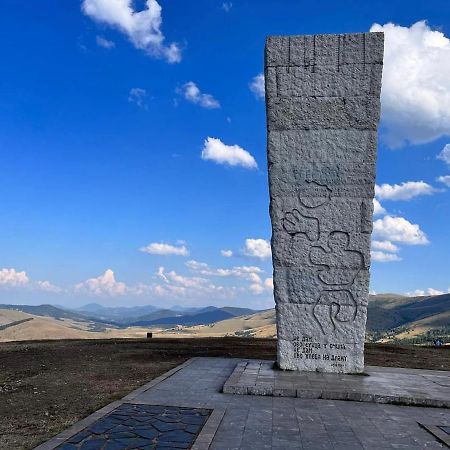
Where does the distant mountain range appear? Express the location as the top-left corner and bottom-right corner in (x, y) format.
(0, 303), (260, 328)
(1, 293), (449, 344)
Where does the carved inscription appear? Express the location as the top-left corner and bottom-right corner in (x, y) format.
(293, 336), (348, 368)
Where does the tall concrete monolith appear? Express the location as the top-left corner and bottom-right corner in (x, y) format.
(266, 33), (384, 373)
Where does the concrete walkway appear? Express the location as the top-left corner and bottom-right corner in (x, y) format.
(36, 358), (450, 449)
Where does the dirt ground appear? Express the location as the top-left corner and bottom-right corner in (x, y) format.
(1, 338), (449, 450)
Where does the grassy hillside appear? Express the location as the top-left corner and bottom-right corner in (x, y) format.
(159, 309), (277, 338)
(367, 293), (450, 344)
(1, 294), (448, 343)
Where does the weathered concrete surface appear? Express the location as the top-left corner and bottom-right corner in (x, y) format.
(266, 33), (384, 373)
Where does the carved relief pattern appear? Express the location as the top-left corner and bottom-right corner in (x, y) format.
(282, 182), (365, 334)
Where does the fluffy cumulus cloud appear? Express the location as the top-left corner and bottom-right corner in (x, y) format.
(371, 251), (402, 262)
(201, 137), (257, 169)
(184, 260), (271, 296)
(178, 82), (220, 109)
(249, 73), (265, 99)
(243, 238), (271, 260)
(75, 269), (128, 296)
(154, 266), (242, 300)
(371, 240), (399, 253)
(221, 249), (233, 257)
(437, 175), (450, 187)
(373, 198), (386, 215)
(96, 35), (115, 48)
(37, 280), (62, 293)
(371, 240), (401, 263)
(375, 181), (438, 201)
(140, 242), (189, 256)
(0, 268), (29, 287)
(438, 144), (450, 166)
(373, 216), (429, 245)
(82, 0), (181, 63)
(370, 21), (450, 147)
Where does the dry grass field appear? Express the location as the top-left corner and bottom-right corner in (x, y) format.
(0, 309), (156, 342)
(1, 338), (449, 449)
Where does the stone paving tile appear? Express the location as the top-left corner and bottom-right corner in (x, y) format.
(223, 359), (450, 408)
(38, 358), (450, 450)
(56, 403), (210, 450)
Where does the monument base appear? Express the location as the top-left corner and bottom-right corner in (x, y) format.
(222, 360), (450, 409)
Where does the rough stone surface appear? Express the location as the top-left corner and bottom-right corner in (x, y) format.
(265, 32), (384, 373)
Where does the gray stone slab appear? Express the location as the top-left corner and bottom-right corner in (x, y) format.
(266, 32), (384, 373)
(223, 360), (450, 409)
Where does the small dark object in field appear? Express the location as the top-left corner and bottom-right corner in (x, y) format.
(147, 332), (153, 339)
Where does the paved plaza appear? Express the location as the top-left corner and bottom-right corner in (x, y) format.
(36, 358), (450, 450)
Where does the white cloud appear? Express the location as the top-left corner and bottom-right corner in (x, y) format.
(373, 215), (429, 245)
(371, 240), (401, 262)
(185, 260), (263, 281)
(221, 249), (233, 257)
(201, 137), (257, 169)
(154, 266), (242, 300)
(437, 144), (450, 166)
(249, 73), (265, 99)
(375, 181), (438, 201)
(0, 268), (29, 287)
(370, 21), (450, 147)
(179, 82), (220, 109)
(371, 240), (399, 252)
(427, 288), (445, 296)
(371, 251), (402, 262)
(75, 269), (128, 296)
(96, 35), (115, 48)
(82, 0), (181, 63)
(437, 175), (450, 187)
(243, 238), (271, 260)
(222, 2), (232, 12)
(373, 198), (386, 216)
(264, 277), (274, 290)
(249, 276), (273, 296)
(128, 88), (148, 109)
(406, 289), (426, 297)
(249, 283), (264, 294)
(406, 287), (447, 297)
(140, 242), (189, 256)
(157, 267), (206, 289)
(37, 280), (62, 293)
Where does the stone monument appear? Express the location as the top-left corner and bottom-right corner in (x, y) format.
(266, 32), (384, 373)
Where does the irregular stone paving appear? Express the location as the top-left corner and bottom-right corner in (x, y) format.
(223, 360), (450, 407)
(57, 403), (210, 450)
(40, 358), (450, 450)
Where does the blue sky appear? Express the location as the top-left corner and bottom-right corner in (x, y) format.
(0, 0), (449, 308)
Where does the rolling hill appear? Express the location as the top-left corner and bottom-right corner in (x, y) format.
(0, 294), (448, 343)
(366, 293), (450, 343)
(128, 306), (259, 327)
